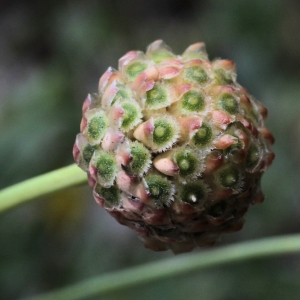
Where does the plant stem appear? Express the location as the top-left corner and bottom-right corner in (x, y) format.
(0, 164), (87, 213)
(23, 234), (300, 300)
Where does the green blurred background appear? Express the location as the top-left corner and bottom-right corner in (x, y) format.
(1, 0), (300, 299)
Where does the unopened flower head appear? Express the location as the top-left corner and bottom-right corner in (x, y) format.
(73, 40), (274, 253)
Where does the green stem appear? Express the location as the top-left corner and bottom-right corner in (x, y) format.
(0, 164), (87, 213)
(23, 234), (300, 300)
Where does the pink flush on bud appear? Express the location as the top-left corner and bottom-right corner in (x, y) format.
(122, 196), (145, 214)
(101, 128), (124, 152)
(210, 110), (232, 129)
(89, 164), (98, 182)
(131, 67), (158, 95)
(80, 116), (87, 132)
(87, 173), (97, 189)
(116, 170), (134, 193)
(240, 117), (259, 137)
(171, 84), (192, 103)
(213, 134), (237, 149)
(233, 129), (250, 149)
(134, 182), (151, 203)
(153, 156), (180, 176)
(183, 42), (206, 54)
(101, 82), (119, 109)
(259, 127), (275, 145)
(93, 189), (105, 207)
(161, 59), (184, 68)
(116, 171), (150, 202)
(158, 66), (180, 79)
(98, 67), (117, 94)
(108, 104), (125, 127)
(118, 50), (139, 70)
(177, 116), (202, 140)
(185, 59), (211, 69)
(133, 118), (155, 144)
(82, 94), (92, 114)
(72, 143), (80, 165)
(115, 140), (132, 167)
(222, 86), (236, 93)
(210, 85), (236, 97)
(146, 39), (169, 52)
(213, 59), (236, 73)
(203, 151), (223, 175)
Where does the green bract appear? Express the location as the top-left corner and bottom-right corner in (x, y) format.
(145, 173), (174, 206)
(220, 93), (239, 114)
(152, 117), (179, 151)
(84, 110), (108, 145)
(217, 165), (240, 189)
(126, 62), (148, 81)
(83, 144), (97, 164)
(95, 184), (120, 206)
(173, 148), (201, 180)
(181, 90), (205, 113)
(129, 141), (151, 175)
(192, 123), (213, 148)
(146, 84), (169, 110)
(184, 66), (208, 84)
(120, 100), (142, 132)
(91, 150), (117, 187)
(179, 180), (208, 205)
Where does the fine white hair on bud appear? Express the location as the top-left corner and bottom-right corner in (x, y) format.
(128, 141), (152, 175)
(74, 40), (275, 254)
(83, 109), (109, 145)
(90, 150), (118, 188)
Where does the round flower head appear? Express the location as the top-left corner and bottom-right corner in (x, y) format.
(74, 40), (274, 254)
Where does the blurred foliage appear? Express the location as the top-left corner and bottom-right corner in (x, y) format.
(0, 0), (300, 299)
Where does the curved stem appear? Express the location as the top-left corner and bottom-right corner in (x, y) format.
(0, 164), (87, 213)
(23, 234), (300, 300)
